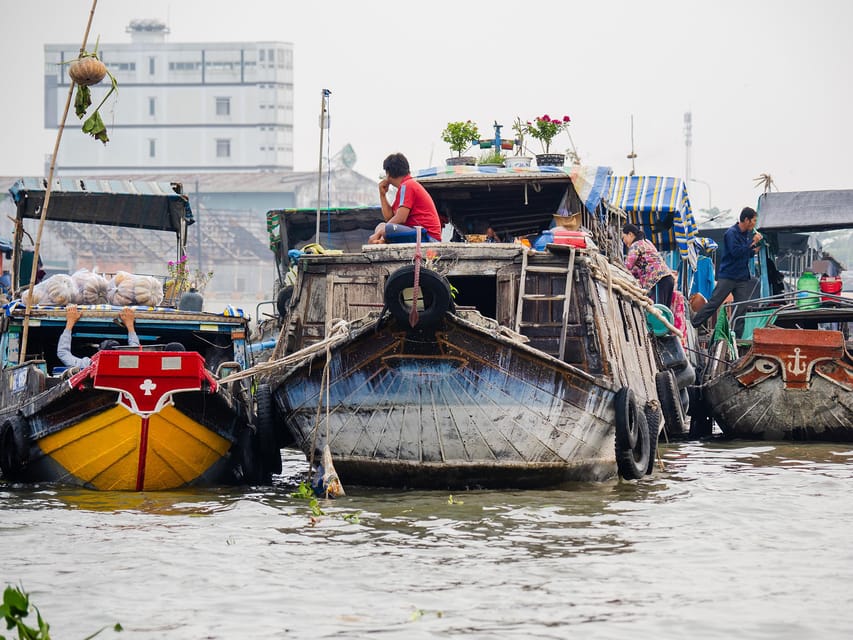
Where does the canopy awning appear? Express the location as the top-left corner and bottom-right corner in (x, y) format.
(757, 189), (853, 231)
(8, 178), (193, 233)
(605, 175), (698, 258)
(267, 207), (382, 255)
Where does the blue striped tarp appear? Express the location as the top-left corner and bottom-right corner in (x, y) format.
(605, 175), (698, 258)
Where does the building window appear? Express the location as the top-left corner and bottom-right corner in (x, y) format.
(149, 139), (156, 158)
(216, 139), (231, 158)
(148, 57), (155, 75)
(215, 97), (231, 116)
(148, 97), (156, 116)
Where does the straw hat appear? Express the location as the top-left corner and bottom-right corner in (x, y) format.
(552, 212), (581, 231)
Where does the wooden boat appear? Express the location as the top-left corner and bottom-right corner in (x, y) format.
(256, 165), (689, 489)
(0, 179), (276, 489)
(700, 189), (853, 441)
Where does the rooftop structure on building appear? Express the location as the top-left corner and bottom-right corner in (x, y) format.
(44, 20), (293, 176)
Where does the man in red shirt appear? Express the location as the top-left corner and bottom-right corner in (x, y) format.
(368, 153), (442, 244)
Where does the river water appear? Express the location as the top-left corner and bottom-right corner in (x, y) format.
(2, 441), (852, 639)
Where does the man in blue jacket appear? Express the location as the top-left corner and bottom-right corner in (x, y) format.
(691, 207), (762, 329)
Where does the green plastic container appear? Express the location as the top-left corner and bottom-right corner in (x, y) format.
(796, 271), (820, 309)
(646, 303), (674, 336)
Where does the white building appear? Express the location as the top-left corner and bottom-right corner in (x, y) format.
(44, 19), (294, 175)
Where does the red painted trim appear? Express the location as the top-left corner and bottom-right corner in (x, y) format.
(136, 416), (150, 491)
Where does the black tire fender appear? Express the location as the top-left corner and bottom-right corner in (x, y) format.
(255, 383), (283, 475)
(656, 369), (687, 437)
(0, 416), (29, 478)
(644, 403), (661, 476)
(614, 387), (651, 480)
(383, 265), (453, 331)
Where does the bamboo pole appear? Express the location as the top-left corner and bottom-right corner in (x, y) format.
(18, 0), (99, 364)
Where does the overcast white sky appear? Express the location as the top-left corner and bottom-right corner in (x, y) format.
(0, 0), (851, 216)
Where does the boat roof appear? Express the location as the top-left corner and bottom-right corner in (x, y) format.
(8, 178), (194, 233)
(415, 166), (585, 239)
(757, 189), (853, 231)
(267, 206), (381, 253)
(605, 175), (698, 257)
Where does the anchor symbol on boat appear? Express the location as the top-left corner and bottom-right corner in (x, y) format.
(786, 348), (808, 376)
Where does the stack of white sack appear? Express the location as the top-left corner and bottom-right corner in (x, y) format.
(20, 274), (77, 306)
(108, 271), (165, 306)
(71, 269), (110, 305)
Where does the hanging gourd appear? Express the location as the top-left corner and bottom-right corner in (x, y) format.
(66, 38), (118, 144)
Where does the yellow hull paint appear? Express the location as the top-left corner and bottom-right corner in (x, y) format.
(38, 403), (232, 490)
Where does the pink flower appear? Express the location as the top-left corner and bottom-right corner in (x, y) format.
(541, 114), (551, 122)
(563, 115), (570, 122)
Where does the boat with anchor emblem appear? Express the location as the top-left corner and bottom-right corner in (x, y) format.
(697, 189), (853, 440)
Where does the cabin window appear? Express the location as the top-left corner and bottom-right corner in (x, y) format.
(216, 139), (231, 158)
(215, 97), (231, 116)
(148, 57), (155, 75)
(148, 139), (156, 158)
(148, 97), (156, 116)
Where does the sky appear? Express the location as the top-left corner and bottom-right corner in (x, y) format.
(0, 0), (851, 219)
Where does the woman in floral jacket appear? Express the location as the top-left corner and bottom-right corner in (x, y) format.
(622, 222), (675, 309)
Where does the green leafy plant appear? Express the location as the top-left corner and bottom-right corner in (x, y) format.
(0, 584), (122, 640)
(524, 114), (571, 154)
(478, 149), (506, 165)
(441, 120), (479, 157)
(68, 40), (119, 145)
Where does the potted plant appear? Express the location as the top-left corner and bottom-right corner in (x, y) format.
(524, 114), (571, 167)
(66, 38), (118, 144)
(441, 120), (479, 166)
(505, 117), (533, 168)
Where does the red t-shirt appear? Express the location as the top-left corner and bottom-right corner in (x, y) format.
(392, 175), (442, 240)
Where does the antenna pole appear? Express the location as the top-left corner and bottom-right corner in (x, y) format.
(627, 114), (637, 176)
(315, 89), (331, 243)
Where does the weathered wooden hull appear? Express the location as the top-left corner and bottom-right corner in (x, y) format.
(703, 327), (853, 441)
(272, 313), (621, 489)
(0, 352), (254, 490)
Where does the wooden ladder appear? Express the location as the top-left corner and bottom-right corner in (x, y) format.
(514, 248), (577, 360)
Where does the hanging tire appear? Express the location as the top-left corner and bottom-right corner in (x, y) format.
(383, 265), (452, 331)
(687, 385), (714, 439)
(236, 426), (262, 485)
(656, 370), (687, 437)
(644, 404), (661, 476)
(0, 416), (29, 479)
(255, 383), (283, 476)
(614, 387), (651, 480)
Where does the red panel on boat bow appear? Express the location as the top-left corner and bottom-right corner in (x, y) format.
(88, 350), (217, 414)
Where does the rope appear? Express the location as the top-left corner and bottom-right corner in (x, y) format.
(409, 228), (422, 327)
(218, 318), (352, 385)
(307, 319), (335, 487)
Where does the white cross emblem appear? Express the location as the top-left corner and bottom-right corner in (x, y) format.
(140, 379), (157, 396)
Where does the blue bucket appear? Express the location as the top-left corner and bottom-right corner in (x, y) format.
(646, 303), (674, 336)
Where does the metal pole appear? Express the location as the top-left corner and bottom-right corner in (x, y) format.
(315, 89), (330, 243)
(19, 0), (99, 364)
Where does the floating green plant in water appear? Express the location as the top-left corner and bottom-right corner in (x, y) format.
(1, 584), (122, 640)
